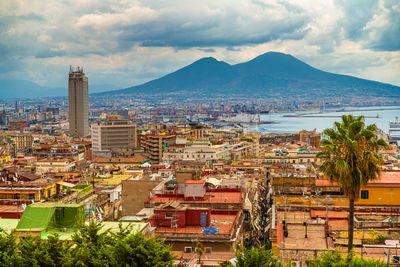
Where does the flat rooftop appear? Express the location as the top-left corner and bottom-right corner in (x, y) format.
(280, 223), (329, 250)
(155, 212), (239, 236)
(147, 191), (243, 205)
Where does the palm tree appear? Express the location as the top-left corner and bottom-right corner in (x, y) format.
(316, 115), (388, 253)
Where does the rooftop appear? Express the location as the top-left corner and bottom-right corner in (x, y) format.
(155, 212), (239, 236)
(147, 191), (243, 205)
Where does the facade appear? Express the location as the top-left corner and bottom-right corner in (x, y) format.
(8, 118), (28, 132)
(68, 66), (89, 138)
(163, 140), (231, 163)
(139, 133), (175, 163)
(8, 133), (33, 156)
(91, 117), (136, 156)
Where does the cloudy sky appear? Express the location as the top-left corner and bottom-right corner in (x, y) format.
(1, 0), (399, 92)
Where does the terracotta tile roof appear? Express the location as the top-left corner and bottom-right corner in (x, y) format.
(369, 171), (400, 185)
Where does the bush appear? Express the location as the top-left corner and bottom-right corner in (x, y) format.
(308, 249), (388, 267)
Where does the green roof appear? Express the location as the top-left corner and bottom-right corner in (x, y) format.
(16, 203), (84, 231)
(0, 218), (19, 233)
(101, 222), (148, 234)
(41, 222), (149, 241)
(16, 205), (56, 231)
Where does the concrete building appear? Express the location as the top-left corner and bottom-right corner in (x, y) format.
(7, 133), (33, 156)
(68, 66), (89, 138)
(91, 116), (137, 156)
(8, 118), (28, 132)
(139, 133), (175, 163)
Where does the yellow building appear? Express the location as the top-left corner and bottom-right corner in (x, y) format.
(0, 180), (60, 202)
(275, 171), (400, 208)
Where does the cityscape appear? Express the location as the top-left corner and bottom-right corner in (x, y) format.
(1, 0), (400, 266)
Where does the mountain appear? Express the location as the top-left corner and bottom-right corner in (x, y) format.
(0, 80), (65, 98)
(104, 52), (400, 98)
(0, 80), (119, 98)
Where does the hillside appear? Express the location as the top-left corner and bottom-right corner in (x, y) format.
(104, 52), (400, 98)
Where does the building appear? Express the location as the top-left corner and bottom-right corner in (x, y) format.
(8, 118), (28, 132)
(163, 140), (231, 163)
(139, 133), (175, 163)
(91, 116), (136, 156)
(7, 133), (33, 156)
(68, 66), (89, 138)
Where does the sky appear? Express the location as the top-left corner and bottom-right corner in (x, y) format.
(1, 0), (400, 92)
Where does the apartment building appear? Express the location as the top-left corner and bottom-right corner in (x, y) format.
(139, 133), (175, 163)
(91, 116), (136, 157)
(163, 140), (231, 163)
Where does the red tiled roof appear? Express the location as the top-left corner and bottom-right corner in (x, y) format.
(369, 171), (400, 185)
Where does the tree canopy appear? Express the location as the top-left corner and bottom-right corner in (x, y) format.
(0, 222), (175, 267)
(316, 115), (388, 252)
(308, 249), (388, 267)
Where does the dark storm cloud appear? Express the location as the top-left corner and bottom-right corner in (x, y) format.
(110, 2), (311, 50)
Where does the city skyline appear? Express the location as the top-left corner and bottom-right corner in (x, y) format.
(0, 0), (399, 95)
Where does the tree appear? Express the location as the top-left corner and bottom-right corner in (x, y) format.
(69, 221), (114, 266)
(196, 241), (204, 266)
(110, 231), (174, 267)
(18, 234), (71, 267)
(0, 222), (175, 267)
(0, 229), (20, 266)
(308, 249), (387, 267)
(70, 221), (175, 267)
(316, 115), (388, 252)
(235, 246), (283, 267)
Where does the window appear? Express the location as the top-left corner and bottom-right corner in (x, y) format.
(165, 213), (173, 218)
(29, 193), (35, 200)
(184, 247), (192, 253)
(361, 190), (369, 199)
(205, 247), (212, 253)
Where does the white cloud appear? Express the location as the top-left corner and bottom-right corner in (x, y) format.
(0, 0), (399, 90)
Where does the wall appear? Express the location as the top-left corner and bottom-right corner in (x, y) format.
(184, 183), (206, 199)
(275, 185), (400, 207)
(121, 180), (160, 216)
(186, 209), (211, 226)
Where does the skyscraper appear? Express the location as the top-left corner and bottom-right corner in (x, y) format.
(68, 66), (89, 138)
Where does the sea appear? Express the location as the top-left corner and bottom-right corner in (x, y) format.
(240, 105), (400, 134)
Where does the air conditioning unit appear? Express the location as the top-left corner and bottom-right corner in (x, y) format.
(291, 260), (301, 267)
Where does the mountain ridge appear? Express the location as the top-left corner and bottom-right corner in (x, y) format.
(103, 51), (400, 98)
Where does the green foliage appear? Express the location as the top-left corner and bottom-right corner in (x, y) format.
(0, 222), (174, 267)
(308, 249), (388, 267)
(316, 115), (388, 251)
(0, 229), (20, 266)
(18, 234), (71, 267)
(235, 246), (283, 267)
(110, 231), (174, 267)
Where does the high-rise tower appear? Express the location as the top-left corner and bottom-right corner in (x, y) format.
(68, 66), (89, 138)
